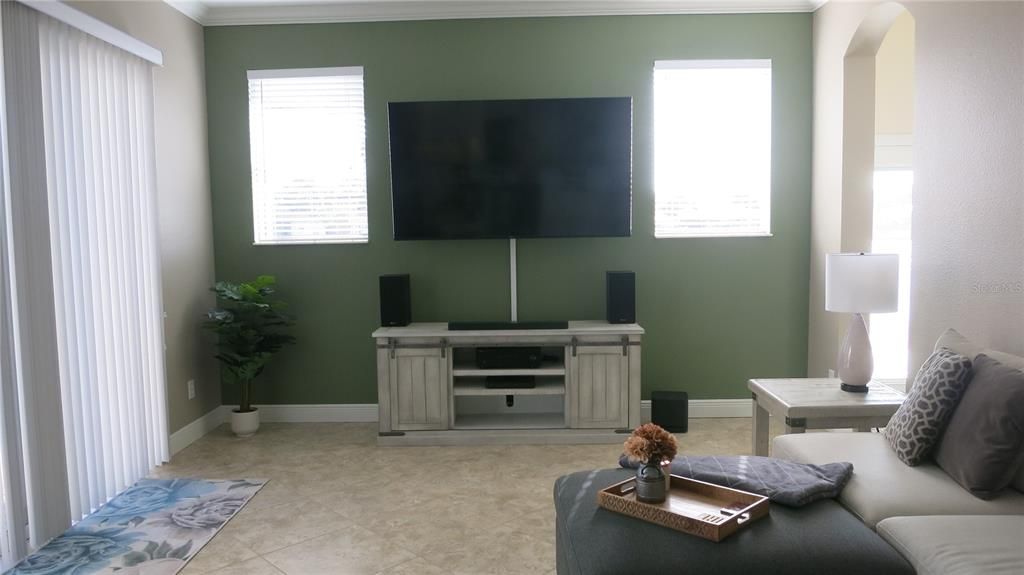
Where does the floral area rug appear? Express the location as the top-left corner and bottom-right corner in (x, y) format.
(9, 478), (266, 575)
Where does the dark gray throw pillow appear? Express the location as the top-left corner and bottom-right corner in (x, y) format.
(934, 354), (1024, 499)
(884, 347), (972, 466)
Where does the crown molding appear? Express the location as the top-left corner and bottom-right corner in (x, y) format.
(163, 1), (210, 24)
(165, 1), (828, 27)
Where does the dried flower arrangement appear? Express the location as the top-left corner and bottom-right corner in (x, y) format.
(624, 423), (679, 465)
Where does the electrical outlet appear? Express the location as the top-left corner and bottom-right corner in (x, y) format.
(828, 369), (836, 378)
(187, 379), (196, 400)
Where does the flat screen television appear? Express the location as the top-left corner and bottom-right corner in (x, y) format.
(387, 97), (632, 240)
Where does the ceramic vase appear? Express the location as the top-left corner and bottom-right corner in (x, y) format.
(635, 458), (667, 503)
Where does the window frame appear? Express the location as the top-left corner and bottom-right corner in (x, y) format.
(869, 136), (914, 384)
(247, 66), (369, 246)
(652, 58), (774, 239)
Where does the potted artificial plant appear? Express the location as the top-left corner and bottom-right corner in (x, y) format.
(204, 275), (295, 437)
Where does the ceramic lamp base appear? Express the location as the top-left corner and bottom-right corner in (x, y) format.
(837, 313), (874, 389)
(841, 383), (869, 393)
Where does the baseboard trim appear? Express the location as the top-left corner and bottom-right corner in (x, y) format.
(169, 406), (228, 454)
(168, 399), (750, 452)
(244, 403), (379, 423)
(641, 399), (751, 420)
(234, 401), (749, 423)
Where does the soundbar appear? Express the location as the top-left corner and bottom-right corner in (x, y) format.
(447, 320), (568, 331)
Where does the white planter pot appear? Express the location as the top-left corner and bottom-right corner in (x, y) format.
(231, 408), (260, 437)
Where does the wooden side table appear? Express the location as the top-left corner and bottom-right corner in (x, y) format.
(747, 378), (905, 456)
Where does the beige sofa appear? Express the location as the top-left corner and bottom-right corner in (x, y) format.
(773, 330), (1024, 575)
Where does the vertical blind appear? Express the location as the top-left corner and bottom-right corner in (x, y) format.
(248, 67), (368, 245)
(2, 0), (73, 553)
(0, 6), (32, 568)
(36, 12), (169, 522)
(0, 0), (168, 549)
(653, 60), (773, 238)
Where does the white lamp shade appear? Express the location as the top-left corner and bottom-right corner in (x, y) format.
(825, 253), (899, 313)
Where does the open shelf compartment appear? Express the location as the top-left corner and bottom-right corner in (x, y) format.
(453, 376), (566, 396)
(452, 394), (566, 430)
(453, 412), (566, 430)
(452, 359), (566, 377)
(450, 345), (566, 378)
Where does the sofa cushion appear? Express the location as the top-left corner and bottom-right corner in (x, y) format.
(772, 433), (1024, 527)
(884, 347), (972, 465)
(934, 328), (1024, 372)
(935, 354), (1024, 498)
(877, 515), (1024, 575)
(932, 328), (1024, 492)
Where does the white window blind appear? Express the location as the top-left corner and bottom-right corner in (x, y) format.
(3, 0), (169, 538)
(0, 6), (32, 568)
(654, 60), (772, 238)
(35, 11), (169, 522)
(248, 67), (368, 245)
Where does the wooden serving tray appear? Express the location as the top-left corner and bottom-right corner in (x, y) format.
(597, 474), (770, 542)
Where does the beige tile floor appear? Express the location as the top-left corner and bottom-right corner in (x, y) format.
(157, 418), (776, 575)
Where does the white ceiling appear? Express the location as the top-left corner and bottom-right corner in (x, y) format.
(165, 0), (830, 26)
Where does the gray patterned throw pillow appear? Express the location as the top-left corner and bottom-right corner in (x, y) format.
(884, 347), (973, 466)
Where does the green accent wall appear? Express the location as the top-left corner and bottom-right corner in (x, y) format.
(204, 13), (812, 406)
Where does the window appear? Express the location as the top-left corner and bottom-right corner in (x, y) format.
(870, 167), (913, 381)
(653, 60), (772, 238)
(248, 67), (368, 244)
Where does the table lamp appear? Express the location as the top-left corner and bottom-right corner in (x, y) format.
(825, 253), (899, 392)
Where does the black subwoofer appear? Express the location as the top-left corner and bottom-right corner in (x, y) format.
(651, 391), (688, 433)
(379, 274), (411, 327)
(606, 271), (636, 324)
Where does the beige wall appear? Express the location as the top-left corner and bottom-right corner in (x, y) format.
(875, 11), (914, 136)
(907, 2), (1024, 370)
(807, 1), (878, 379)
(809, 1), (1024, 380)
(68, 1), (219, 433)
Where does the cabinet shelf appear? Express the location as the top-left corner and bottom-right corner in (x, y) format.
(453, 377), (565, 396)
(452, 358), (565, 377)
(453, 412), (566, 430)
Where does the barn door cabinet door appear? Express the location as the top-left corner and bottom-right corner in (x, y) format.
(389, 346), (450, 431)
(570, 345), (629, 429)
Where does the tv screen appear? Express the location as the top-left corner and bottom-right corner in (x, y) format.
(387, 97), (632, 240)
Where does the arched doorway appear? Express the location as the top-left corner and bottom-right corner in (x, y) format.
(841, 3), (915, 386)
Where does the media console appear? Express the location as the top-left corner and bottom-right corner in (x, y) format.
(372, 321), (643, 446)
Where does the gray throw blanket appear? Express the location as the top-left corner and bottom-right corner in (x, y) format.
(619, 454), (853, 507)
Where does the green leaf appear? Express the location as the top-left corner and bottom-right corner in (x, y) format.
(170, 540), (193, 559)
(122, 551), (149, 567)
(154, 540), (172, 558)
(204, 275), (296, 387)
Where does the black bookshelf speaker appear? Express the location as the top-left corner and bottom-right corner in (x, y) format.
(379, 274), (411, 327)
(651, 391), (688, 433)
(606, 271), (636, 324)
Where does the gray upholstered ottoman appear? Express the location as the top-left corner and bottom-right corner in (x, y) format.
(554, 469), (914, 575)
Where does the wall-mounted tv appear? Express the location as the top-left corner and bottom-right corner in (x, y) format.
(387, 97), (632, 240)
